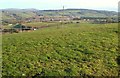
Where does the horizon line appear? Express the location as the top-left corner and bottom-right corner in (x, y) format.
(0, 8), (118, 12)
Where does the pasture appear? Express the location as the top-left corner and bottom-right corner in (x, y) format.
(2, 23), (119, 76)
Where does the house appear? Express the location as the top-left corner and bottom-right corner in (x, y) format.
(13, 23), (32, 31)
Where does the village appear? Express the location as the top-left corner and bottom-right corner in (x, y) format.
(1, 15), (118, 34)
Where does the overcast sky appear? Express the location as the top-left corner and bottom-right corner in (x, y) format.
(0, 0), (119, 11)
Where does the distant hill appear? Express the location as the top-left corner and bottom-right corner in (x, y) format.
(41, 9), (117, 17)
(1, 8), (118, 24)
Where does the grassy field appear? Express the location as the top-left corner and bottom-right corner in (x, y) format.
(23, 22), (60, 27)
(2, 21), (63, 29)
(2, 23), (119, 76)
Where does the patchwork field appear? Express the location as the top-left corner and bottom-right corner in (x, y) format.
(2, 23), (119, 76)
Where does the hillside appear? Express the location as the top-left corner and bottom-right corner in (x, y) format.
(1, 8), (117, 21)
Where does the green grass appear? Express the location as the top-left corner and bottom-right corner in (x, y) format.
(2, 22), (62, 28)
(23, 22), (61, 27)
(2, 23), (119, 76)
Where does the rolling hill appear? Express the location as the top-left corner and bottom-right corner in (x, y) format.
(1, 8), (118, 24)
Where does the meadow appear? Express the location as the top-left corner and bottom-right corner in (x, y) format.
(2, 23), (119, 76)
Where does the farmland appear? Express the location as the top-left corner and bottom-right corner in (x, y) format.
(2, 23), (119, 76)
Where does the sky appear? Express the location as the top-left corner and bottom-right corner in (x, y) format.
(0, 0), (119, 11)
